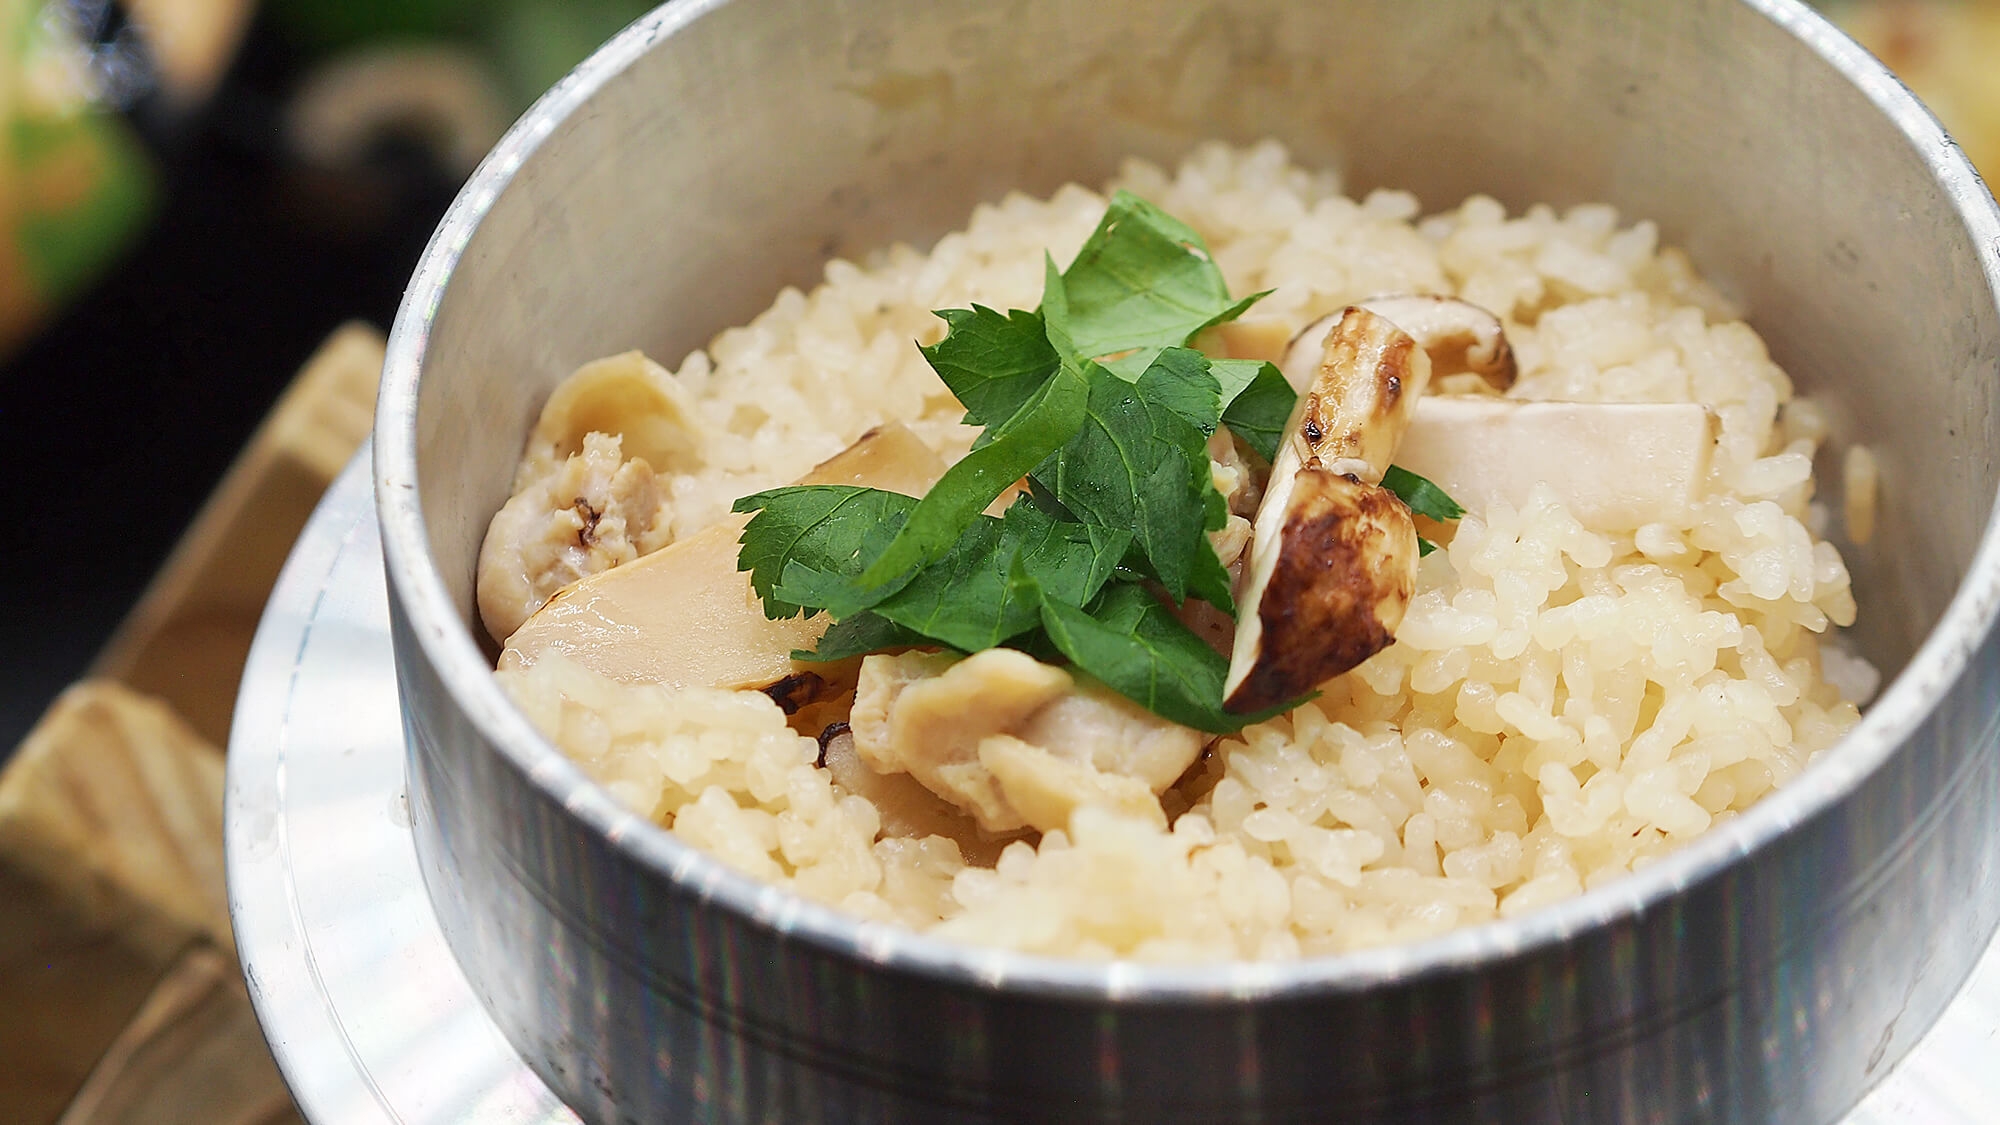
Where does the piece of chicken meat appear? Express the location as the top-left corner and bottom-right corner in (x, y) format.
(848, 649), (1205, 834)
(476, 431), (674, 642)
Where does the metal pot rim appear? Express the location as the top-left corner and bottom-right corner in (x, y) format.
(374, 0), (2000, 1000)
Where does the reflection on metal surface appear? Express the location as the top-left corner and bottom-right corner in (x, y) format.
(225, 447), (576, 1125)
(228, 450), (2000, 1124)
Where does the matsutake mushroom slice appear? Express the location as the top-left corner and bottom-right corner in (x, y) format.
(1224, 307), (1430, 714)
(499, 422), (948, 691)
(1395, 397), (1716, 531)
(1282, 295), (1517, 394)
(1224, 472), (1419, 713)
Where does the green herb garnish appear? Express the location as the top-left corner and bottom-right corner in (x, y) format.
(734, 191), (1461, 732)
(1381, 464), (1466, 556)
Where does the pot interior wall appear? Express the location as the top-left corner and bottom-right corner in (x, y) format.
(414, 0), (2000, 693)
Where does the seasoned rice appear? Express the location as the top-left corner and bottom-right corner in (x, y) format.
(495, 141), (1869, 961)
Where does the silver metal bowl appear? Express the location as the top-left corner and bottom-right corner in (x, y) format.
(373, 1), (2000, 1121)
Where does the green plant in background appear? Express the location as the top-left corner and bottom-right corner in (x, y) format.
(271, 0), (659, 112)
(0, 0), (664, 358)
(0, 0), (152, 356)
(486, 0), (657, 110)
(266, 0), (485, 49)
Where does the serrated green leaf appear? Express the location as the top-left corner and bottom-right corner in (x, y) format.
(1036, 583), (1303, 734)
(1382, 464), (1466, 523)
(921, 304), (1058, 429)
(733, 486), (916, 618)
(1033, 357), (1231, 607)
(1051, 191), (1264, 379)
(780, 498), (1131, 654)
(857, 356), (1090, 588)
(1211, 358), (1295, 464)
(1134, 346), (1223, 436)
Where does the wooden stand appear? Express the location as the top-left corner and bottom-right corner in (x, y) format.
(90, 323), (384, 748)
(57, 945), (301, 1125)
(0, 682), (230, 1123)
(1, 324), (382, 1123)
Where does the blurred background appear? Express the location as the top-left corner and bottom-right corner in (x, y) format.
(0, 0), (660, 756)
(0, 0), (1993, 1120)
(0, 0), (1992, 756)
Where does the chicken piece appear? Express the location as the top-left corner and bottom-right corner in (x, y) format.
(849, 650), (1067, 831)
(477, 350), (705, 641)
(1015, 683), (1208, 792)
(1225, 307), (1429, 713)
(1179, 511), (1251, 656)
(516, 350), (702, 486)
(818, 725), (1012, 866)
(477, 431), (673, 641)
(1208, 429), (1264, 519)
(977, 737), (1164, 834)
(849, 649), (1203, 833)
(1208, 513), (1252, 572)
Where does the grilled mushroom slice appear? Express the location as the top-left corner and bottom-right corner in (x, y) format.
(499, 422), (948, 689)
(1282, 295), (1516, 393)
(1224, 307), (1430, 714)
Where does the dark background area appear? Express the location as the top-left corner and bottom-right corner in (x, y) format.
(0, 11), (460, 753)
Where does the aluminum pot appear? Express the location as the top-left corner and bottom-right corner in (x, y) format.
(373, 1), (2000, 1121)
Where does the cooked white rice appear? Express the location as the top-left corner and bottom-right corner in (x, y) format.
(496, 141), (1869, 961)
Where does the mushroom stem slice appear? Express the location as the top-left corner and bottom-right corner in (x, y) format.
(1395, 397), (1717, 531)
(1360, 295), (1517, 391)
(1223, 469), (1418, 713)
(1226, 307), (1430, 714)
(1282, 296), (1516, 395)
(1276, 306), (1434, 487)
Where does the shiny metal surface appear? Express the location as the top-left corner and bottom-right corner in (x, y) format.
(226, 447), (575, 1125)
(374, 1), (2000, 1121)
(227, 452), (2000, 1124)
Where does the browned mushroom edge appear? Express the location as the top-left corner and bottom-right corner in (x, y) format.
(1224, 480), (1418, 713)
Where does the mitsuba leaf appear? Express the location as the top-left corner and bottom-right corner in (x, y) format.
(733, 485), (916, 618)
(780, 498), (1131, 654)
(1134, 346), (1223, 436)
(1037, 583), (1302, 734)
(1381, 465), (1466, 523)
(888, 503), (1126, 650)
(857, 358), (1089, 588)
(797, 612), (933, 662)
(1033, 355), (1231, 607)
(1211, 358), (1294, 464)
(994, 500), (1131, 615)
(920, 305), (1058, 429)
(1023, 474), (1077, 522)
(1048, 190), (1264, 379)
